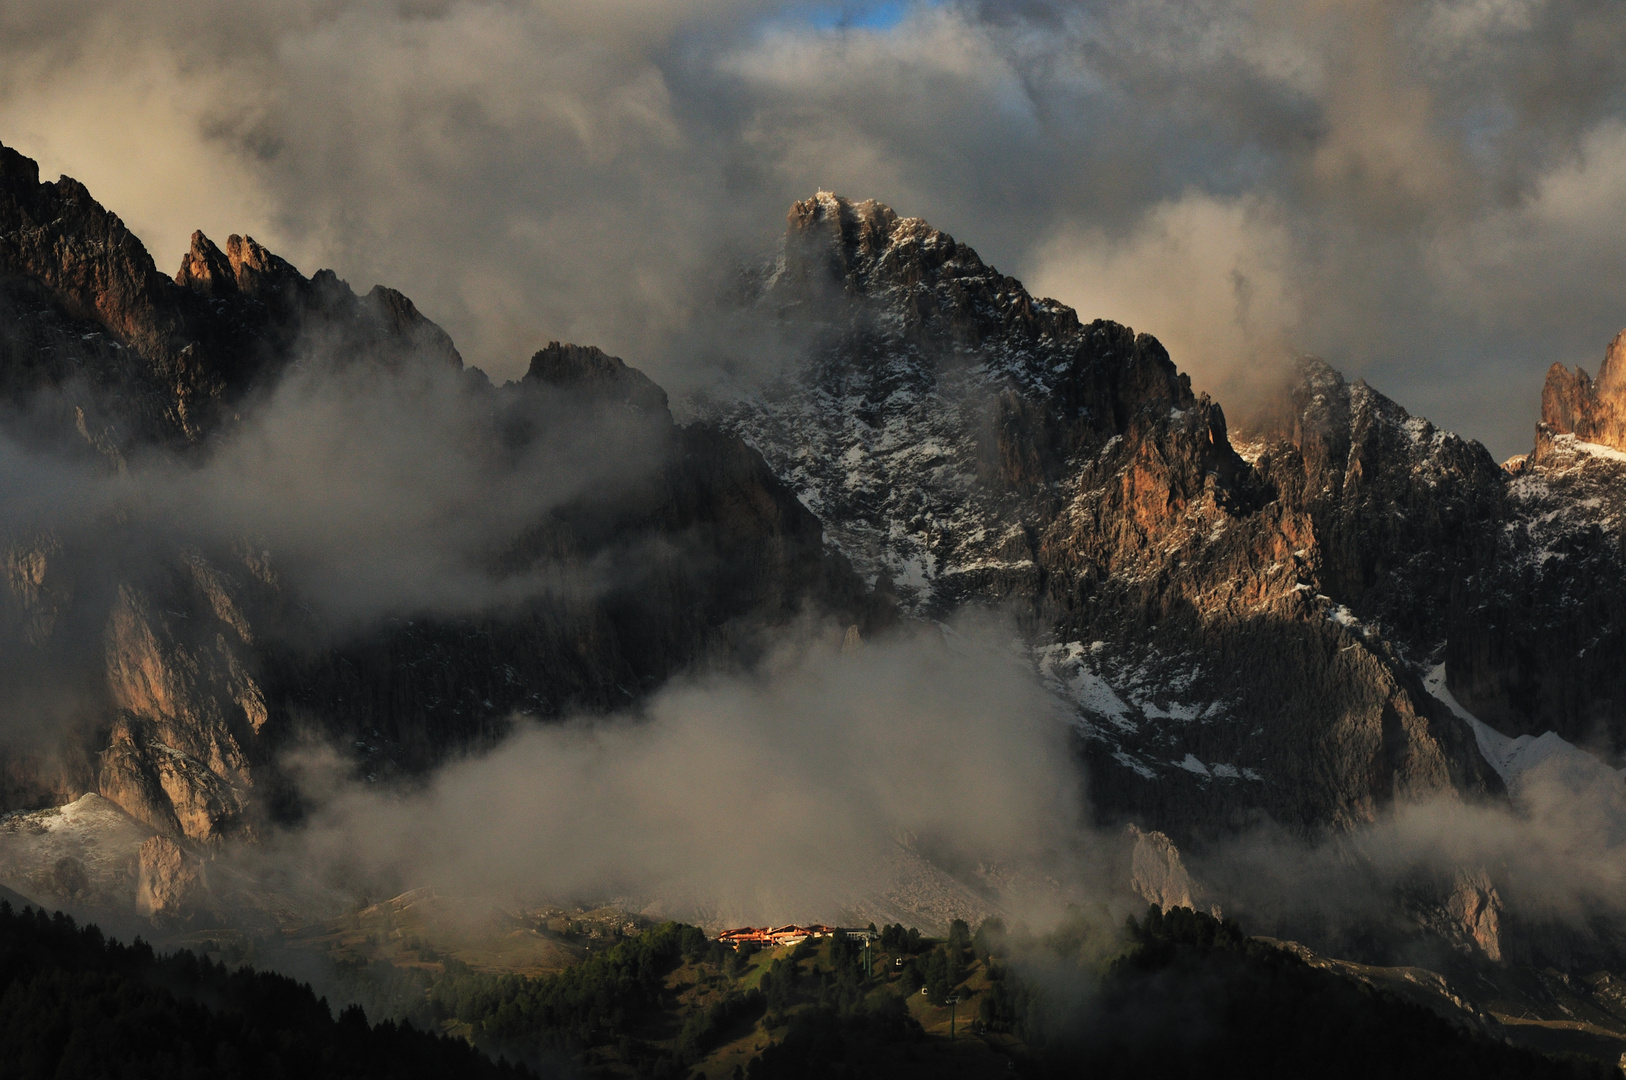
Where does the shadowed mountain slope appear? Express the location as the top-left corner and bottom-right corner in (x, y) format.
(0, 144), (883, 843)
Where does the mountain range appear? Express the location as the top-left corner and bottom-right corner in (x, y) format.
(2, 140), (1626, 1053)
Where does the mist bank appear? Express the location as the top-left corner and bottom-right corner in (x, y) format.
(0, 344), (668, 759)
(268, 617), (1095, 932)
(224, 600), (1626, 972)
(2, 351), (675, 628)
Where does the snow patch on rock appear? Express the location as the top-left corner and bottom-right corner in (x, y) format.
(1424, 663), (1626, 797)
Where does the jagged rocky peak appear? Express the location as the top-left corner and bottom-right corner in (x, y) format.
(366, 284), (462, 367)
(0, 138), (464, 445)
(173, 228), (463, 370)
(784, 191), (900, 282)
(701, 191), (1208, 618)
(524, 341), (670, 417)
(1246, 355), (1506, 526)
(1237, 357), (1506, 662)
(0, 141), (187, 364)
(175, 231), (301, 300)
(1539, 327), (1626, 454)
(776, 190), (1085, 347)
(1247, 356), (1473, 465)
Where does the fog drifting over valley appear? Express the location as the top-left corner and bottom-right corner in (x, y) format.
(2, 0), (1624, 456)
(268, 619), (1096, 930)
(256, 607), (1626, 953)
(3, 342), (1626, 956)
(0, 356), (668, 632)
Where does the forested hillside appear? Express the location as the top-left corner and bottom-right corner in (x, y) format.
(304, 906), (1626, 1079)
(0, 902), (528, 1080)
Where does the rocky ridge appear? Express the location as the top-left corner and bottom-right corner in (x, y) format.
(0, 144), (457, 452)
(702, 191), (1194, 618)
(2, 152), (1625, 973)
(0, 143), (882, 852)
(693, 192), (1502, 839)
(1539, 330), (1626, 453)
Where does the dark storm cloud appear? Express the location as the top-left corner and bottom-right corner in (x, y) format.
(1, 0), (1623, 455)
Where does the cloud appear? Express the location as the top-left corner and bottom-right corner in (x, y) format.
(1184, 741), (1626, 966)
(1028, 192), (1299, 411)
(153, 355), (671, 624)
(269, 617), (1092, 930)
(1, 1), (1624, 455)
(243, 601), (1626, 963)
(0, 345), (676, 707)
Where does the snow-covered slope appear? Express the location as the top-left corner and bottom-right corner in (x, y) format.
(1424, 664), (1625, 798)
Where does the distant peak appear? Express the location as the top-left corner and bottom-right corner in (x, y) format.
(783, 191), (961, 273)
(523, 341), (669, 416)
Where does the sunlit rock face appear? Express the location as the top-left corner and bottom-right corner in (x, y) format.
(1126, 824), (1201, 913)
(135, 835), (212, 921)
(1540, 330), (1626, 455)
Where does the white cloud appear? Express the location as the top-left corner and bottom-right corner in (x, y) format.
(1030, 193), (1299, 409)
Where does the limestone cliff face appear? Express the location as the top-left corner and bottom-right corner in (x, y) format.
(697, 194), (1501, 840)
(1539, 330), (1626, 453)
(1445, 870), (1504, 963)
(1126, 824), (1201, 912)
(135, 835), (211, 921)
(100, 580), (261, 841)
